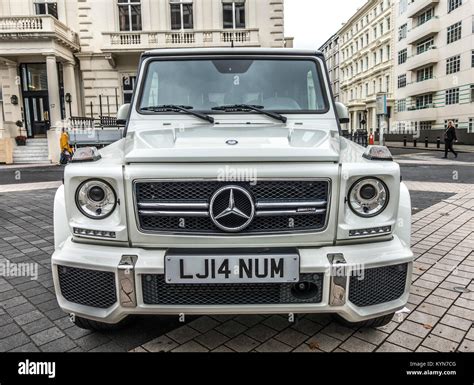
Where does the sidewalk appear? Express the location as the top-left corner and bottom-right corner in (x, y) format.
(387, 142), (474, 154)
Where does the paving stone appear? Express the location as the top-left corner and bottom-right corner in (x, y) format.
(14, 310), (44, 326)
(142, 335), (179, 352)
(431, 324), (466, 343)
(340, 336), (376, 352)
(354, 328), (388, 345)
(255, 338), (292, 352)
(440, 314), (472, 331)
(215, 320), (247, 338)
(422, 335), (458, 352)
(172, 341), (208, 352)
(0, 332), (31, 351)
(30, 326), (65, 346)
(397, 320), (432, 338)
(387, 331), (422, 351)
(416, 346), (437, 352)
(188, 316), (220, 334)
(376, 342), (411, 352)
(408, 310), (439, 326)
(167, 325), (201, 344)
(233, 315), (264, 327)
(458, 339), (474, 352)
(262, 315), (290, 331)
(274, 328), (308, 347)
(90, 342), (125, 352)
(1, 296), (28, 309)
(211, 345), (234, 353)
(63, 326), (93, 340)
(304, 333), (341, 352)
(447, 306), (473, 322)
(21, 317), (54, 336)
(245, 324), (278, 342)
(0, 323), (21, 339)
(10, 343), (40, 352)
(225, 334), (259, 352)
(424, 295), (455, 309)
(320, 322), (354, 341)
(40, 336), (77, 352)
(465, 328), (474, 341)
(75, 333), (111, 351)
(291, 318), (323, 336)
(194, 330), (229, 350)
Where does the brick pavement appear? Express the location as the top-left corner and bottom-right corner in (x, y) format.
(0, 184), (472, 352)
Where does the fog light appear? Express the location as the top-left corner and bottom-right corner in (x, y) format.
(73, 227), (116, 239)
(349, 226), (391, 237)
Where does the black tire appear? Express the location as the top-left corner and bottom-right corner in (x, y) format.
(73, 315), (133, 331)
(333, 313), (394, 328)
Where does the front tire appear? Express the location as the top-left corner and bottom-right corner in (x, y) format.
(73, 316), (133, 331)
(333, 313), (394, 328)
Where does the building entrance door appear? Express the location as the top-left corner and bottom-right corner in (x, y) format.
(23, 94), (50, 137)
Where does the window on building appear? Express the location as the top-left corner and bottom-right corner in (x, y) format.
(445, 88), (460, 105)
(419, 121), (432, 130)
(373, 26), (377, 39)
(471, 84), (474, 102)
(446, 55), (461, 74)
(365, 83), (369, 96)
(385, 75), (390, 92)
(397, 99), (406, 112)
(379, 77), (383, 92)
(366, 33), (370, 45)
(448, 0), (462, 13)
(417, 8), (433, 27)
(415, 94), (433, 109)
(170, 0), (194, 30)
(398, 48), (407, 64)
(444, 119), (458, 128)
(398, 74), (407, 88)
(447, 21), (462, 44)
(472, 50), (474, 67)
(398, 24), (407, 40)
(386, 16), (391, 31)
(469, 117), (474, 133)
(380, 22), (384, 36)
(118, 0), (142, 31)
(34, 0), (58, 19)
(386, 45), (391, 59)
(417, 36), (434, 55)
(399, 0), (407, 14)
(417, 66), (433, 82)
(380, 48), (384, 62)
(122, 75), (136, 104)
(223, 1), (245, 29)
(373, 52), (377, 65)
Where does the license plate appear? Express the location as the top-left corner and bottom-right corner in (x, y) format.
(165, 252), (300, 284)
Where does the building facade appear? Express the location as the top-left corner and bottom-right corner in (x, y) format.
(0, 0), (285, 163)
(393, 0), (474, 141)
(336, 0), (395, 134)
(319, 33), (340, 102)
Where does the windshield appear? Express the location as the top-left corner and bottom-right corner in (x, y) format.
(138, 58), (328, 113)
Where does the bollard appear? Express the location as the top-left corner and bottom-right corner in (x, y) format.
(425, 137), (428, 148)
(437, 137), (441, 149)
(403, 136), (407, 147)
(414, 139), (417, 147)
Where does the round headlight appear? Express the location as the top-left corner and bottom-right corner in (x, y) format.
(76, 180), (117, 219)
(348, 178), (389, 217)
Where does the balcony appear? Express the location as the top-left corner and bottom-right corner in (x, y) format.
(0, 15), (79, 51)
(407, 47), (438, 70)
(405, 78), (438, 96)
(407, 17), (440, 44)
(407, 0), (440, 18)
(102, 29), (260, 52)
(396, 105), (437, 121)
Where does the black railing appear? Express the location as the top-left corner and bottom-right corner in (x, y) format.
(342, 130), (368, 147)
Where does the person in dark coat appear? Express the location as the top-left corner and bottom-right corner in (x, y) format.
(443, 121), (458, 159)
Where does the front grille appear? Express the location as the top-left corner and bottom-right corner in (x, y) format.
(142, 273), (324, 305)
(58, 266), (117, 309)
(135, 180), (330, 235)
(348, 264), (408, 307)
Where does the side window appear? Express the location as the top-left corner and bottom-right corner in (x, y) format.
(307, 71), (317, 110)
(118, 0), (142, 32)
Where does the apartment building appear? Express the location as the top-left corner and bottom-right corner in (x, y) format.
(319, 33), (340, 101)
(393, 0), (474, 142)
(336, 0), (395, 134)
(0, 0), (285, 163)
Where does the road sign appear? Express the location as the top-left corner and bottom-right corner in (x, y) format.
(376, 94), (387, 115)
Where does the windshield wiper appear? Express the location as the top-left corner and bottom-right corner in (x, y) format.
(141, 105), (214, 124)
(212, 104), (287, 123)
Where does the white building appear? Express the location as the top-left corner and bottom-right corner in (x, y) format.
(337, 0), (395, 134)
(393, 0), (474, 143)
(0, 0), (285, 164)
(319, 33), (340, 102)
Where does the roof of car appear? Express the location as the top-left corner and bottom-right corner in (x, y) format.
(141, 48), (324, 58)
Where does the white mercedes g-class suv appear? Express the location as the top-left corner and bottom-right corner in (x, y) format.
(52, 48), (413, 331)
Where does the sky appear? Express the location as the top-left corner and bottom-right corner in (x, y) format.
(284, 0), (368, 49)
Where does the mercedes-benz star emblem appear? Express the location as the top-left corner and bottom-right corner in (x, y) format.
(210, 186), (255, 232)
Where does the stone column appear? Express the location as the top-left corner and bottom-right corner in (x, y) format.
(45, 55), (62, 129)
(62, 61), (79, 118)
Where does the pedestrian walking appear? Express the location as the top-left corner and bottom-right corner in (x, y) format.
(443, 121), (458, 159)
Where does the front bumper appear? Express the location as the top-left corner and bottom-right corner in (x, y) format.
(52, 236), (413, 324)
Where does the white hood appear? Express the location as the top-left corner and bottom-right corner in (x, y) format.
(124, 123), (341, 163)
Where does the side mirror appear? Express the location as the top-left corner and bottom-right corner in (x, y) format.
(116, 104), (130, 125)
(335, 102), (350, 124)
